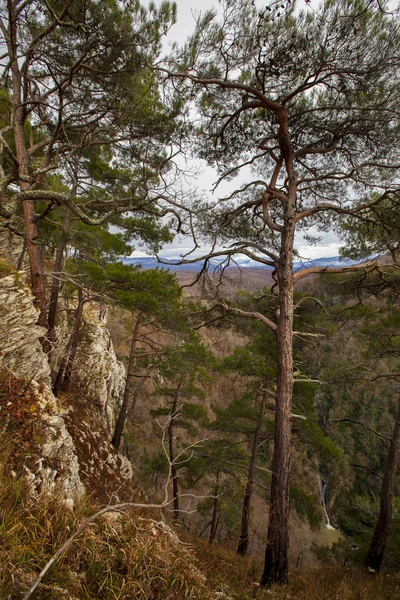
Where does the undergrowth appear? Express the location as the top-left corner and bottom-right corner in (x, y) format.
(0, 462), (216, 599)
(193, 540), (400, 599)
(0, 367), (216, 600)
(1, 366), (400, 599)
(2, 449), (400, 600)
(0, 368), (46, 468)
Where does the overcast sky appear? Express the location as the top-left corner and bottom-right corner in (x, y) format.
(136, 0), (344, 261)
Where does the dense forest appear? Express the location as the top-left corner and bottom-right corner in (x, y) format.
(0, 0), (399, 598)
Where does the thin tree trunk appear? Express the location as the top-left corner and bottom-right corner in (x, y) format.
(47, 242), (65, 350)
(365, 397), (400, 572)
(17, 239), (27, 270)
(237, 381), (268, 555)
(52, 287), (84, 397)
(209, 470), (220, 544)
(169, 379), (183, 521)
(111, 314), (142, 450)
(261, 193), (295, 586)
(18, 169), (47, 327)
(47, 212), (71, 353)
(61, 284), (84, 393)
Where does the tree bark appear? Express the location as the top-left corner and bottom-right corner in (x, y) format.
(237, 381), (268, 555)
(7, 4), (47, 328)
(169, 379), (183, 521)
(261, 176), (296, 586)
(47, 212), (71, 353)
(209, 471), (221, 544)
(61, 287), (84, 394)
(52, 287), (84, 397)
(111, 314), (142, 450)
(17, 239), (27, 271)
(365, 397), (400, 572)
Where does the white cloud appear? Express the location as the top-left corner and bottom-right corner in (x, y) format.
(295, 242), (344, 260)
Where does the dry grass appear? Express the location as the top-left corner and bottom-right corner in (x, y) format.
(0, 368), (47, 471)
(2, 467), (400, 600)
(193, 540), (400, 600)
(0, 465), (218, 599)
(194, 540), (260, 598)
(266, 567), (400, 600)
(1, 364), (399, 600)
(0, 368), (216, 600)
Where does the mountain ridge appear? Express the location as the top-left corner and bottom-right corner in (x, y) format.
(122, 255), (360, 272)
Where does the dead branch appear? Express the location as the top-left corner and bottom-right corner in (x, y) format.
(22, 497), (175, 600)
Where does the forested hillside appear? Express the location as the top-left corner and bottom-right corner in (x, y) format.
(0, 0), (399, 598)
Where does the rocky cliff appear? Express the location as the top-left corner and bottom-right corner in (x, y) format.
(0, 231), (231, 600)
(0, 256), (133, 507)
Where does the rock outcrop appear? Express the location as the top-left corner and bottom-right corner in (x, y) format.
(21, 379), (85, 502)
(0, 221), (25, 269)
(71, 303), (126, 435)
(0, 259), (133, 506)
(0, 274), (51, 385)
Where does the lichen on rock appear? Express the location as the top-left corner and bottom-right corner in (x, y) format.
(0, 250), (134, 508)
(0, 274), (51, 385)
(70, 304), (126, 435)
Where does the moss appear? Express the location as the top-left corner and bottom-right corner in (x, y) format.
(0, 258), (14, 278)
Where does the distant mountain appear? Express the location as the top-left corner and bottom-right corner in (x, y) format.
(122, 257), (207, 272)
(293, 256), (359, 270)
(122, 255), (360, 272)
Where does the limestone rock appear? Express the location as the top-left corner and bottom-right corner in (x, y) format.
(71, 305), (126, 434)
(21, 380), (85, 502)
(63, 403), (135, 503)
(49, 305), (70, 376)
(0, 221), (25, 269)
(0, 274), (51, 385)
(0, 264), (134, 506)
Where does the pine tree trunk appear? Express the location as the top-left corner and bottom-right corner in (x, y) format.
(169, 379), (182, 521)
(17, 240), (27, 270)
(111, 314), (142, 449)
(47, 212), (71, 353)
(237, 381), (268, 555)
(8, 8), (47, 328)
(365, 397), (400, 572)
(47, 242), (65, 351)
(261, 196), (295, 586)
(209, 471), (221, 544)
(52, 288), (84, 397)
(61, 286), (84, 393)
(17, 157), (47, 329)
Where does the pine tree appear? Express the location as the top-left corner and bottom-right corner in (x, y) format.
(151, 332), (213, 520)
(0, 0), (179, 325)
(164, 0), (400, 583)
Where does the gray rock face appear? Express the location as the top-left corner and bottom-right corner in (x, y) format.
(0, 269), (131, 506)
(71, 304), (126, 435)
(49, 306), (69, 376)
(0, 222), (25, 268)
(0, 274), (51, 385)
(0, 271), (84, 503)
(63, 404), (134, 503)
(22, 381), (85, 502)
